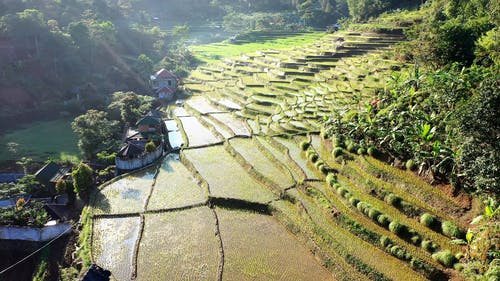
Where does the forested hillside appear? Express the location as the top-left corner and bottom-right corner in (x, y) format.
(0, 0), (423, 124)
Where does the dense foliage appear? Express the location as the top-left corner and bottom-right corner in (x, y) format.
(0, 202), (49, 227)
(324, 0), (499, 199)
(72, 162), (93, 199)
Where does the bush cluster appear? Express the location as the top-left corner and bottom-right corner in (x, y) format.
(441, 221), (464, 239)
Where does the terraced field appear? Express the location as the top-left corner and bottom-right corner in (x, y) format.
(89, 29), (472, 280)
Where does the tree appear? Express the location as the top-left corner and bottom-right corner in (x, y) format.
(72, 162), (93, 200)
(72, 110), (120, 159)
(108, 91), (146, 124)
(135, 54), (154, 85)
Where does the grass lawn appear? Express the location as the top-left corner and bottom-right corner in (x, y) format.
(0, 118), (80, 163)
(190, 31), (326, 64)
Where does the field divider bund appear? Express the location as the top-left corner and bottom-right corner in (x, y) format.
(180, 149), (212, 197)
(206, 207), (225, 281)
(131, 214), (145, 280)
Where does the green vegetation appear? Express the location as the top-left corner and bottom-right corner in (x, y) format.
(72, 162), (93, 200)
(0, 201), (48, 227)
(191, 32), (325, 64)
(0, 119), (80, 162)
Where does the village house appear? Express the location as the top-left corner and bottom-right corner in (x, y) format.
(150, 69), (178, 101)
(115, 110), (166, 173)
(34, 161), (72, 194)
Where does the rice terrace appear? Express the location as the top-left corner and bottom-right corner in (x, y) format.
(87, 25), (479, 281)
(0, 1), (498, 280)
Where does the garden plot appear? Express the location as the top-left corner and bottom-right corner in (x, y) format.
(217, 209), (335, 281)
(186, 95), (226, 114)
(179, 116), (222, 148)
(147, 154), (206, 210)
(183, 145), (276, 203)
(92, 169), (155, 215)
(209, 113), (252, 136)
(137, 207), (220, 280)
(92, 217), (141, 281)
(229, 138), (295, 190)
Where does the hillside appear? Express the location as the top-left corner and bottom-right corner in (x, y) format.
(84, 23), (485, 280)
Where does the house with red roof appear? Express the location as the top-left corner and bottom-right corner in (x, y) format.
(150, 69), (178, 100)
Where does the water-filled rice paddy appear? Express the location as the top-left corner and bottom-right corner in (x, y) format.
(147, 154), (206, 210)
(209, 113), (252, 136)
(179, 116), (222, 147)
(137, 207), (220, 280)
(229, 138), (295, 190)
(201, 115), (235, 139)
(186, 95), (226, 114)
(92, 217), (141, 281)
(217, 209), (335, 281)
(92, 169), (155, 214)
(183, 145), (276, 203)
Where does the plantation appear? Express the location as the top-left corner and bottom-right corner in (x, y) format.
(86, 3), (497, 280)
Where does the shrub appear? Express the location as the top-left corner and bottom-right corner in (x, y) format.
(406, 159), (417, 171)
(332, 147), (343, 157)
(411, 235), (422, 245)
(332, 135), (344, 148)
(367, 146), (378, 157)
(391, 246), (406, 259)
(357, 147), (366, 155)
(319, 165), (328, 175)
(420, 213), (437, 228)
(385, 193), (401, 206)
(309, 153), (319, 163)
(96, 151), (117, 165)
(368, 208), (381, 220)
(432, 250), (456, 268)
(349, 197), (360, 206)
(326, 173), (337, 186)
(421, 240), (437, 253)
(332, 183), (342, 191)
(357, 201), (367, 212)
(380, 235), (391, 248)
(337, 186), (348, 197)
(378, 215), (391, 226)
(441, 221), (464, 238)
(389, 220), (405, 235)
(306, 150), (316, 158)
(300, 140), (311, 150)
(347, 143), (357, 153)
(315, 160), (324, 169)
